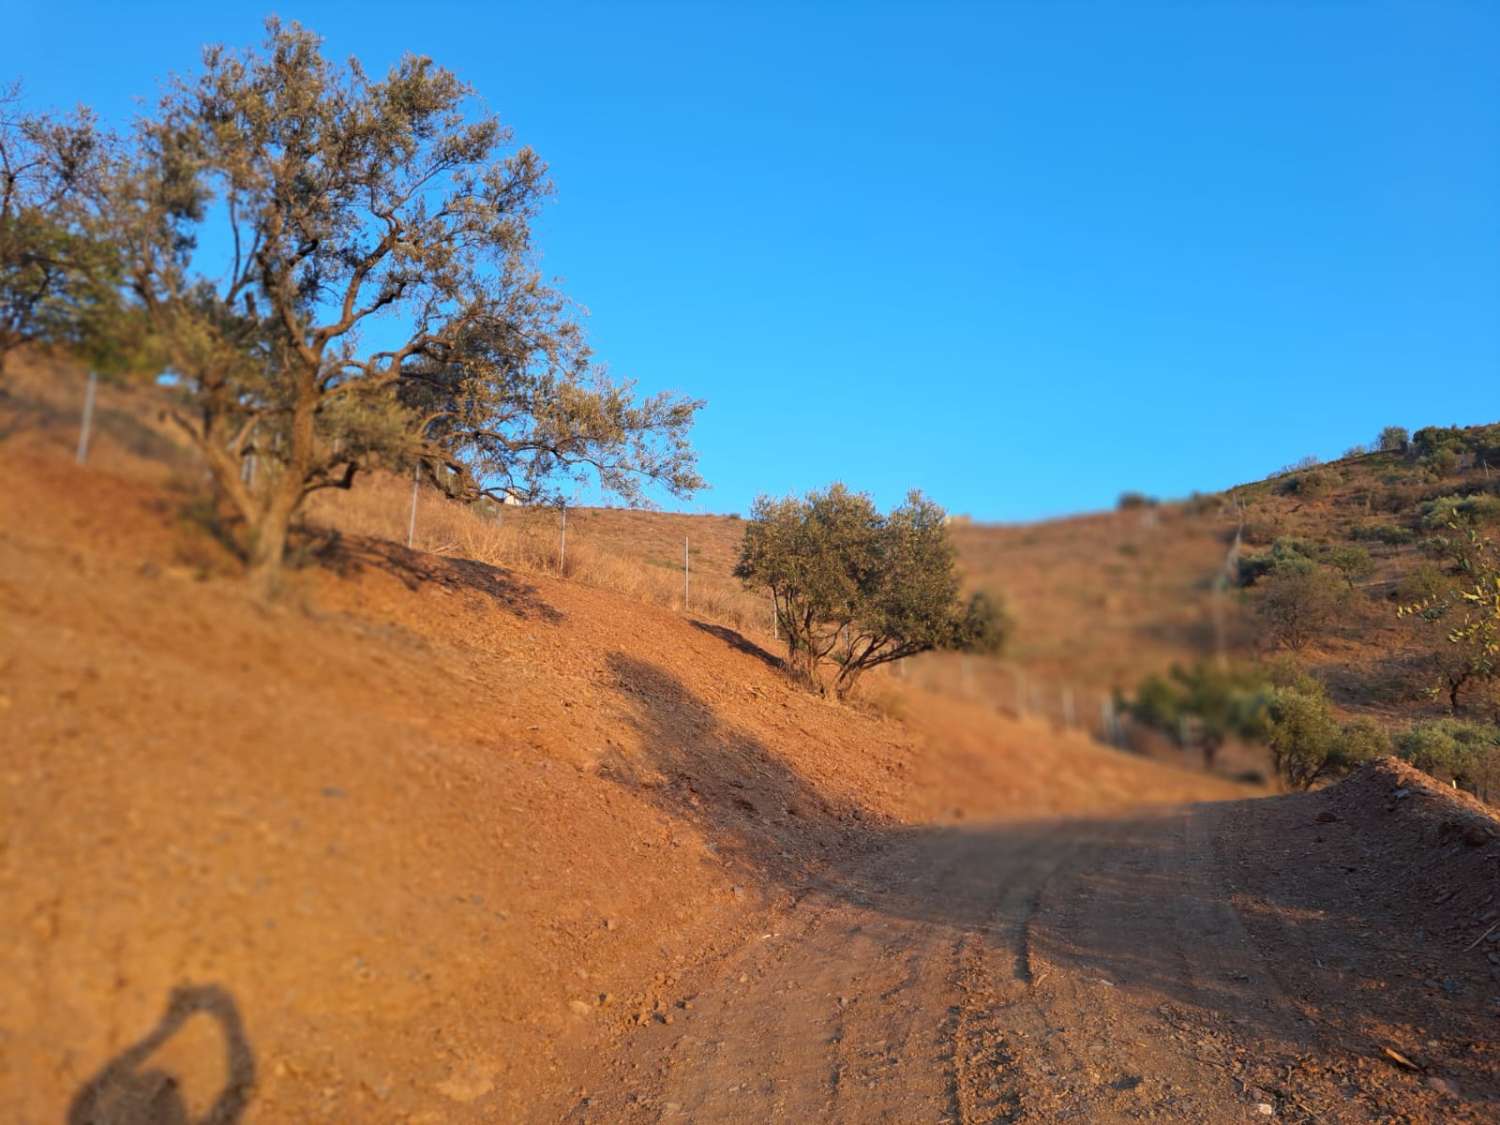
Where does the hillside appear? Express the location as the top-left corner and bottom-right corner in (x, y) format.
(0, 359), (1255, 1121)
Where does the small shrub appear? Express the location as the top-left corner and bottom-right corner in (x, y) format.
(1237, 537), (1316, 587)
(1279, 468), (1335, 498)
(1323, 543), (1374, 588)
(1395, 719), (1500, 792)
(1377, 425), (1409, 453)
(1118, 491), (1158, 510)
(1351, 522), (1415, 546)
(1256, 689), (1384, 790)
(1397, 563), (1452, 606)
(1422, 447), (1460, 478)
(1256, 564), (1346, 650)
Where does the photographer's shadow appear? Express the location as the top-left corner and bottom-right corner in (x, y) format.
(68, 984), (254, 1125)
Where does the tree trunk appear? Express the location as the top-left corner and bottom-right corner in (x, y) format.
(245, 480), (299, 598)
(244, 373), (317, 597)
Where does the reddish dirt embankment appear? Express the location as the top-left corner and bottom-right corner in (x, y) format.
(0, 377), (1245, 1124)
(4, 364), (1498, 1124)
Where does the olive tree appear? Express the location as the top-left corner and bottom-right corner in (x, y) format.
(57, 21), (701, 592)
(734, 484), (1004, 698)
(0, 85), (120, 377)
(1400, 526), (1500, 712)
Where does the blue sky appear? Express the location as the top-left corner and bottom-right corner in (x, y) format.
(7, 2), (1498, 520)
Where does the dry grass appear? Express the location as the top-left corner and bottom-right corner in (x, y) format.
(304, 474), (772, 637)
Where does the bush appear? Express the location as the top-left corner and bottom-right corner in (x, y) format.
(735, 485), (999, 697)
(1423, 447), (1460, 478)
(1256, 564), (1346, 650)
(1377, 426), (1410, 453)
(1397, 563), (1452, 606)
(1421, 493), (1500, 530)
(1118, 491), (1158, 510)
(1279, 468), (1335, 498)
(951, 590), (1011, 656)
(1395, 719), (1500, 792)
(1264, 689), (1379, 789)
(1237, 537), (1316, 587)
(1340, 717), (1394, 762)
(1351, 522), (1415, 546)
(1323, 543), (1374, 588)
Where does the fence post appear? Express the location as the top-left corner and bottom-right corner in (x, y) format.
(684, 535), (690, 610)
(75, 371), (97, 465)
(406, 464), (419, 548)
(559, 505), (567, 574)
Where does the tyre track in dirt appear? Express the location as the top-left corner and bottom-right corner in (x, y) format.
(564, 795), (1497, 1123)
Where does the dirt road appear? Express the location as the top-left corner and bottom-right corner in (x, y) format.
(568, 796), (1498, 1124)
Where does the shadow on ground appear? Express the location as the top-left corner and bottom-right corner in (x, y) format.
(68, 984), (255, 1125)
(315, 532), (563, 623)
(603, 651), (1500, 1115)
(689, 620), (784, 673)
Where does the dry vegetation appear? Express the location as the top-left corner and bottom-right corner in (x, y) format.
(304, 476), (769, 638)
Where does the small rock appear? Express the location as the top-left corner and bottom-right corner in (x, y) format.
(1427, 1076), (1458, 1097)
(1394, 788), (1411, 800)
(1256, 1103), (1275, 1116)
(1315, 811), (1339, 824)
(568, 1000), (592, 1017)
(321, 786), (347, 799)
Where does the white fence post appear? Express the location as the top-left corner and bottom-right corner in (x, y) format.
(406, 464), (419, 548)
(75, 371), (97, 465)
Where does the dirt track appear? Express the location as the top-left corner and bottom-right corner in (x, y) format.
(4, 365), (1498, 1123)
(571, 795), (1499, 1124)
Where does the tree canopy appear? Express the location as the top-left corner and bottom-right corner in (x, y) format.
(735, 484), (1006, 698)
(8, 21), (702, 591)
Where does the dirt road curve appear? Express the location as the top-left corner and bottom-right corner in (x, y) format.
(568, 800), (1495, 1124)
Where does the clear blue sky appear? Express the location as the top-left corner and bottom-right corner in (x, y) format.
(7, 2), (1498, 520)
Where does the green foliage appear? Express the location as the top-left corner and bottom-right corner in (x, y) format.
(1340, 717), (1394, 762)
(951, 590), (1011, 657)
(735, 485), (993, 697)
(1262, 688), (1383, 790)
(1323, 543), (1374, 588)
(1117, 491), (1158, 510)
(11, 22), (703, 590)
(1256, 564), (1346, 651)
(1399, 527), (1500, 711)
(1351, 522), (1415, 546)
(1126, 659), (1386, 789)
(0, 85), (126, 375)
(1237, 536), (1316, 586)
(1397, 563), (1452, 606)
(1377, 425), (1409, 453)
(1394, 719), (1500, 791)
(1280, 468), (1335, 498)
(1421, 493), (1500, 530)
